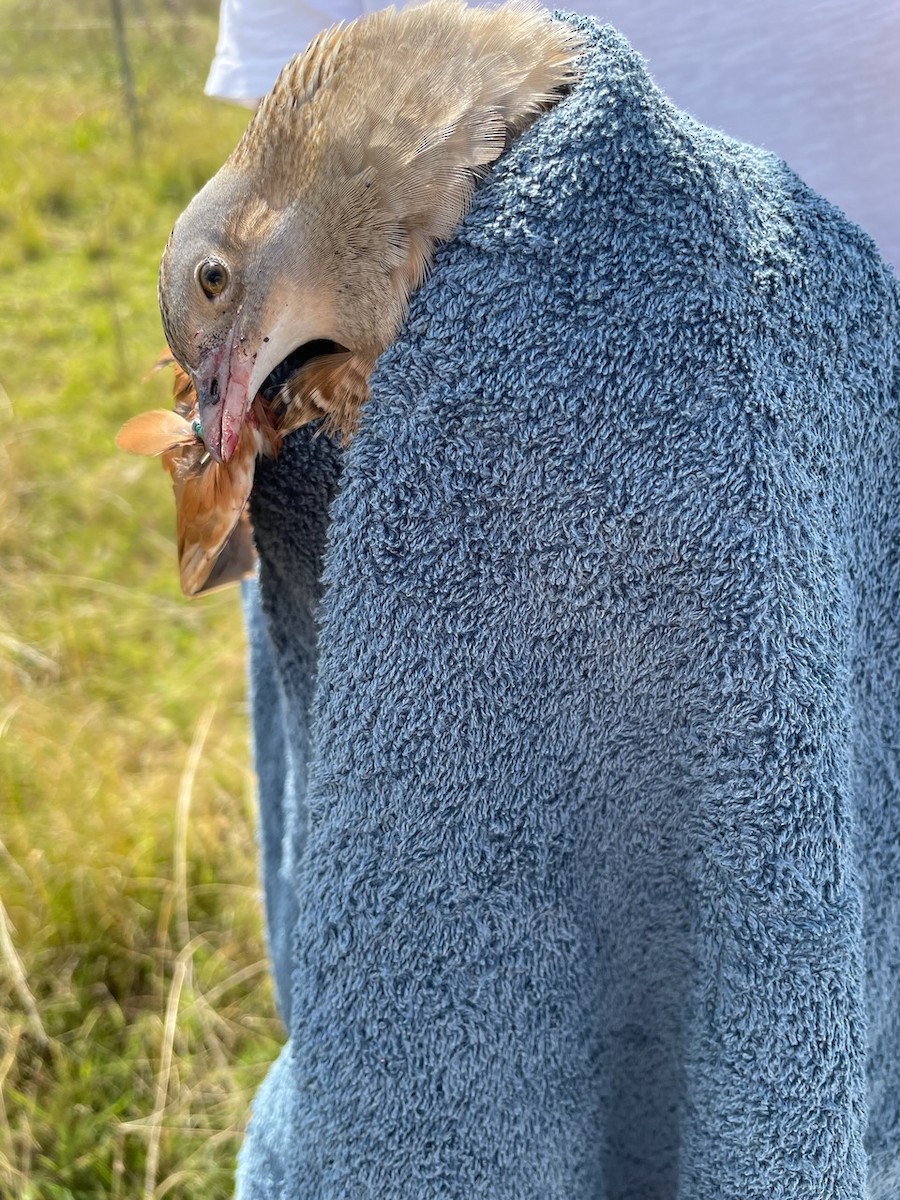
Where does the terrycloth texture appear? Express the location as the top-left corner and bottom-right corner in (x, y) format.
(236, 15), (900, 1200)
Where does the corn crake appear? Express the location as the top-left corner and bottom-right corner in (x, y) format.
(118, 1), (582, 596)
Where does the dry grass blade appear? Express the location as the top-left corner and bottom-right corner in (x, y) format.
(141, 703), (218, 1198)
(187, 958), (270, 1010)
(0, 898), (48, 1046)
(0, 1023), (24, 1166)
(175, 703), (217, 950)
(143, 953), (189, 1200)
(0, 632), (59, 680)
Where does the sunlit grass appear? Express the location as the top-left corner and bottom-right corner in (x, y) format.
(0, 3), (284, 1195)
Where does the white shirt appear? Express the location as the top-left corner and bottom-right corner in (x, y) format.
(206, 0), (899, 268)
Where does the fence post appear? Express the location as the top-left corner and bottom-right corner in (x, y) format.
(109, 0), (142, 158)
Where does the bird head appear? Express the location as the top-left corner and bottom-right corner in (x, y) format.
(159, 118), (420, 462)
(158, 3), (582, 461)
(158, 163), (362, 463)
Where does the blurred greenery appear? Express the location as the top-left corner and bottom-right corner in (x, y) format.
(0, 2), (285, 1196)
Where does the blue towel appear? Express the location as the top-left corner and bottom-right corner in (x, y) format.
(236, 15), (900, 1199)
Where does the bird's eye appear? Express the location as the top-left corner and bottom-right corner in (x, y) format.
(197, 258), (229, 298)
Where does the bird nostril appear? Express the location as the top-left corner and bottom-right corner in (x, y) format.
(209, 378), (219, 403)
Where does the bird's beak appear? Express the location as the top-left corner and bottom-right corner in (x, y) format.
(194, 301), (337, 461)
(194, 326), (256, 463)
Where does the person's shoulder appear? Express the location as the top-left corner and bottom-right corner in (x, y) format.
(206, 0), (373, 104)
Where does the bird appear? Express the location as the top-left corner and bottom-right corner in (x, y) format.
(120, 1), (582, 594)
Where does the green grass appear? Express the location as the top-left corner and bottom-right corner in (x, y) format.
(0, 3), (285, 1195)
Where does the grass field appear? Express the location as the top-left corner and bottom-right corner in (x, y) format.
(0, 2), (286, 1195)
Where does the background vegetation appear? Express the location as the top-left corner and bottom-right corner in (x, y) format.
(0, 2), (285, 1195)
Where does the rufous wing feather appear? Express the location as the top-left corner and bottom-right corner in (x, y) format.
(118, 356), (259, 596)
(116, 410), (196, 456)
(280, 350), (373, 442)
(169, 418), (259, 597)
(186, 511), (258, 596)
